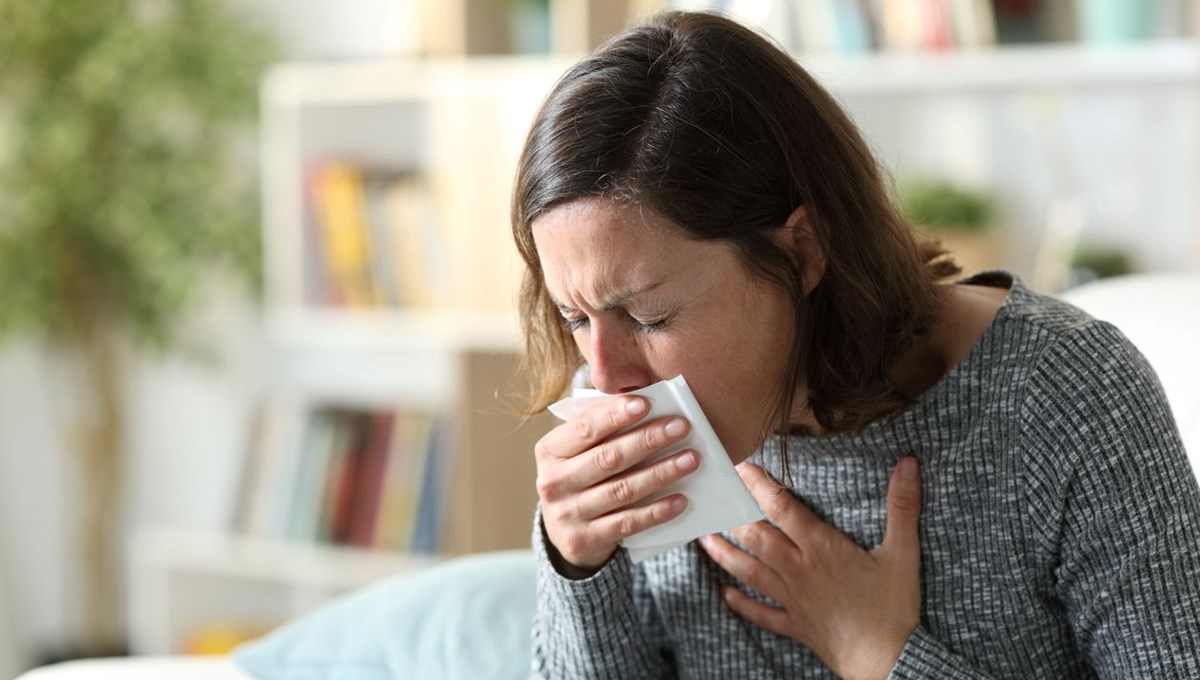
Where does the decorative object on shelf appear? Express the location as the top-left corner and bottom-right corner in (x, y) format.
(1077, 0), (1155, 45)
(900, 179), (1004, 276)
(1067, 245), (1135, 288)
(0, 0), (272, 657)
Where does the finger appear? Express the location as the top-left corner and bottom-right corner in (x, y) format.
(737, 463), (822, 539)
(571, 449), (699, 519)
(699, 533), (788, 603)
(729, 520), (798, 567)
(535, 395), (650, 462)
(564, 416), (690, 489)
(720, 586), (791, 638)
(880, 456), (922, 564)
(591, 493), (688, 544)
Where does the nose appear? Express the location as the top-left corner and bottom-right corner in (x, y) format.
(585, 320), (653, 394)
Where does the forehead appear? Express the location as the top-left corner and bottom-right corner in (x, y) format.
(530, 198), (711, 298)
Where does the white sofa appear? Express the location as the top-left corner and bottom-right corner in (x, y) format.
(17, 657), (253, 680)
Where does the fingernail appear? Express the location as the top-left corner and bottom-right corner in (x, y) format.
(675, 451), (697, 471)
(626, 397), (647, 414)
(665, 418), (687, 438)
(901, 457), (918, 480)
(671, 496), (686, 512)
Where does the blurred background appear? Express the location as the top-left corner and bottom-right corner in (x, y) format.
(1, 0), (1198, 674)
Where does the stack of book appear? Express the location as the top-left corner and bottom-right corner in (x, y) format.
(305, 160), (448, 310)
(674, 0), (1178, 55)
(233, 403), (455, 553)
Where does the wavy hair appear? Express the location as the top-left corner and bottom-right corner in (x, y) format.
(511, 11), (958, 455)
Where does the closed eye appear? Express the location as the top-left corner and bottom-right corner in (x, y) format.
(561, 316), (588, 333)
(629, 313), (670, 333)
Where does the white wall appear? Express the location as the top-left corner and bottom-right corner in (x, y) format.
(0, 279), (266, 664)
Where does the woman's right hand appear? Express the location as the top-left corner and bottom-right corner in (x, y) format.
(536, 395), (699, 577)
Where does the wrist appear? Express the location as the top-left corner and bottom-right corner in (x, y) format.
(839, 628), (911, 680)
(540, 519), (609, 580)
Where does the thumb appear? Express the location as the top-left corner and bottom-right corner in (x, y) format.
(881, 456), (922, 564)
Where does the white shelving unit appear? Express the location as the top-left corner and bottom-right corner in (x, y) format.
(128, 528), (441, 655)
(128, 37), (1200, 655)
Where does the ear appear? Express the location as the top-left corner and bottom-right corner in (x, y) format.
(784, 205), (826, 296)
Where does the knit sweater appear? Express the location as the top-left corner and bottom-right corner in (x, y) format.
(531, 272), (1200, 679)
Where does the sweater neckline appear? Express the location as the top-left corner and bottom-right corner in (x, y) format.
(772, 270), (1023, 457)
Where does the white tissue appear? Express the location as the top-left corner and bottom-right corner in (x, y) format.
(548, 375), (765, 563)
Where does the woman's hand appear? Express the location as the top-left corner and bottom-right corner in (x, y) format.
(536, 395), (699, 577)
(699, 458), (923, 680)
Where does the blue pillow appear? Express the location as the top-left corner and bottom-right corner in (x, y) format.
(233, 550), (536, 680)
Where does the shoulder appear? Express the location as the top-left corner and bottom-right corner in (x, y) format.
(976, 273), (1159, 407)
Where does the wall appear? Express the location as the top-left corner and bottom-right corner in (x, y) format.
(0, 279), (266, 664)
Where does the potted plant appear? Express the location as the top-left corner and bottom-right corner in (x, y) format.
(0, 0), (272, 657)
(901, 179), (1004, 276)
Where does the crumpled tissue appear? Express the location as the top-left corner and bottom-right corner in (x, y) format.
(548, 375), (765, 562)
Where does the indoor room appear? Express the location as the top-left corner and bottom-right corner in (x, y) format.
(3, 1), (1199, 678)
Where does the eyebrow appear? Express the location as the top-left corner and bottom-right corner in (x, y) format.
(551, 281), (664, 314)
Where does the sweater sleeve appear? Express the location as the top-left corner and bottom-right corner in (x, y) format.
(887, 626), (994, 679)
(530, 506), (675, 679)
(1020, 322), (1200, 678)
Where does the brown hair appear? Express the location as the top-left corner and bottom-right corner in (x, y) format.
(511, 11), (958, 447)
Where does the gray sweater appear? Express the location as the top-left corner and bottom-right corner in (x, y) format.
(531, 272), (1200, 678)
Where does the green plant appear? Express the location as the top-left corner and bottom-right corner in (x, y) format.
(900, 180), (993, 233)
(0, 0), (272, 654)
(1072, 246), (1134, 280)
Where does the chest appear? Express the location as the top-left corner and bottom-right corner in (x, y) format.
(639, 434), (1077, 677)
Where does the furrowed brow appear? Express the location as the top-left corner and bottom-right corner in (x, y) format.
(551, 281), (663, 314)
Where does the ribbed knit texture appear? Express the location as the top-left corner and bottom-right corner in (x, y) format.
(530, 272), (1200, 678)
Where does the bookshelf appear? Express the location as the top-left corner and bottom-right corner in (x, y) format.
(127, 58), (571, 655)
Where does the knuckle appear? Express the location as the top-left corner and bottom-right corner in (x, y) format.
(535, 474), (559, 501)
(744, 565), (770, 593)
(548, 503), (572, 527)
(654, 459), (676, 486)
(765, 489), (792, 518)
(619, 512), (641, 539)
(892, 490), (922, 516)
(594, 442), (622, 473)
(739, 526), (762, 552)
(608, 404), (627, 432)
(609, 477), (634, 505)
(533, 439), (550, 462)
(573, 416), (595, 442)
(641, 425), (662, 454)
(561, 532), (585, 558)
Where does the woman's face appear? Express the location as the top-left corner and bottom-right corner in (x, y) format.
(531, 197), (796, 463)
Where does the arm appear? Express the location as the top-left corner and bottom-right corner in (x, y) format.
(1021, 322), (1200, 677)
(531, 508), (675, 679)
(528, 393), (696, 678)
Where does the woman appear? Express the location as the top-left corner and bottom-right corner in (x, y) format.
(511, 11), (1200, 679)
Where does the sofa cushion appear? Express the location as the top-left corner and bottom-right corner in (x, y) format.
(233, 550), (535, 680)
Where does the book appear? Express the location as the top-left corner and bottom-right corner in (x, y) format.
(383, 176), (441, 309)
(363, 175), (403, 307)
(310, 162), (378, 307)
(286, 410), (342, 542)
(410, 416), (457, 554)
(327, 411), (371, 544)
(347, 411), (397, 547)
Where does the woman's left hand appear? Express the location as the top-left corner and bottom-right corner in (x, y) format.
(699, 457), (923, 680)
